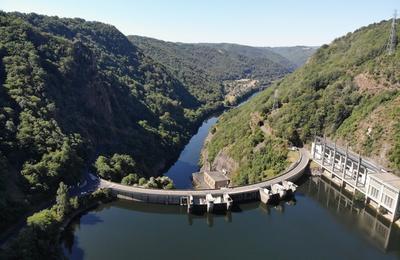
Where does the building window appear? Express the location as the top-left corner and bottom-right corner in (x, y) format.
(368, 186), (380, 199)
(383, 195), (394, 209)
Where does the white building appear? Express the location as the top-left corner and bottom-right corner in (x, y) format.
(311, 137), (400, 222)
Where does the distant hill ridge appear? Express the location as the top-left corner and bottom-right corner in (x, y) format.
(203, 19), (400, 185)
(0, 11), (314, 231)
(129, 35), (316, 105)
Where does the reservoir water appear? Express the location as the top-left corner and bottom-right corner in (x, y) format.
(62, 176), (400, 259)
(61, 92), (400, 259)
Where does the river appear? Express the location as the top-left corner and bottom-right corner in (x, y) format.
(164, 116), (217, 188)
(165, 91), (259, 189)
(61, 93), (400, 259)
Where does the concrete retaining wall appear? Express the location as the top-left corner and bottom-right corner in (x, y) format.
(101, 148), (310, 205)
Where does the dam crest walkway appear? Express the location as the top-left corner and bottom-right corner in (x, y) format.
(99, 148), (310, 204)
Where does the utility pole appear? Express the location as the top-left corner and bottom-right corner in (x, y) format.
(387, 10), (397, 55)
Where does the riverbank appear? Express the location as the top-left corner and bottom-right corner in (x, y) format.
(158, 88), (263, 180)
(61, 176), (400, 260)
(99, 148), (309, 205)
(0, 88), (265, 251)
(163, 88), (266, 188)
(0, 189), (114, 259)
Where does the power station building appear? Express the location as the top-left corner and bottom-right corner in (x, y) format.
(312, 136), (400, 222)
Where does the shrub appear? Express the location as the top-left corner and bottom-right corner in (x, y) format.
(121, 173), (139, 186)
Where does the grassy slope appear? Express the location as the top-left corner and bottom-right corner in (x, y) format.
(204, 19), (400, 184)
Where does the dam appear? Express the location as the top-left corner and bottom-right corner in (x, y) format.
(99, 148), (309, 208)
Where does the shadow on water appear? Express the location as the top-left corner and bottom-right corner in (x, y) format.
(164, 160), (198, 189)
(62, 223), (85, 260)
(61, 176), (400, 259)
(300, 175), (400, 254)
(62, 213), (104, 259)
(79, 214), (104, 226)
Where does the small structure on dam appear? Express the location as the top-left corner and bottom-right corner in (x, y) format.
(312, 136), (400, 222)
(183, 193), (233, 213)
(99, 148), (309, 214)
(192, 170), (230, 189)
(259, 181), (297, 204)
(204, 171), (230, 189)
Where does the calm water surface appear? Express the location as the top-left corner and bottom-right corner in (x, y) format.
(62, 92), (400, 259)
(62, 177), (400, 259)
(165, 116), (217, 188)
(165, 91), (260, 189)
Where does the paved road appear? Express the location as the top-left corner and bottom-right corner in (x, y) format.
(69, 170), (100, 197)
(99, 148), (310, 198)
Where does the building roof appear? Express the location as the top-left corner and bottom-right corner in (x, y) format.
(370, 172), (400, 190)
(204, 171), (230, 182)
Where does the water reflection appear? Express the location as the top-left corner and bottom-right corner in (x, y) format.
(303, 176), (399, 253)
(165, 117), (218, 189)
(62, 176), (400, 260)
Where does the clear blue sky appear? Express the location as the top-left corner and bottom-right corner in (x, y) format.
(1, 0), (398, 46)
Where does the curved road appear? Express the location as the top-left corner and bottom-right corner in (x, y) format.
(0, 148), (309, 248)
(98, 148), (310, 202)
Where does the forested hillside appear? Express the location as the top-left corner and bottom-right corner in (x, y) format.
(203, 19), (400, 185)
(268, 46), (318, 67)
(0, 11), (305, 232)
(128, 36), (302, 105)
(0, 11), (202, 230)
(199, 44), (318, 68)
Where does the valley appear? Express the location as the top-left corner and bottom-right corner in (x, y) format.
(0, 3), (399, 260)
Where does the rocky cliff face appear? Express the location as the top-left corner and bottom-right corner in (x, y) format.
(200, 131), (238, 178)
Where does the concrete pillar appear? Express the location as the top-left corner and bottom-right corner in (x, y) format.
(207, 201), (214, 213)
(322, 137), (327, 165)
(342, 146), (348, 180)
(331, 142), (337, 172)
(338, 154), (343, 172)
(377, 182), (385, 209)
(328, 149), (332, 164)
(391, 193), (400, 222)
(355, 156), (361, 187)
(350, 162), (355, 180)
(363, 169), (368, 186)
(312, 136), (317, 159)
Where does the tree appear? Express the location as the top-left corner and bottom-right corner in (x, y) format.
(94, 156), (114, 180)
(69, 196), (79, 210)
(27, 209), (58, 231)
(111, 154), (136, 180)
(164, 182), (174, 190)
(20, 135), (84, 192)
(94, 154), (137, 182)
(138, 177), (147, 186)
(55, 182), (70, 219)
(145, 177), (158, 189)
(121, 173), (139, 186)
